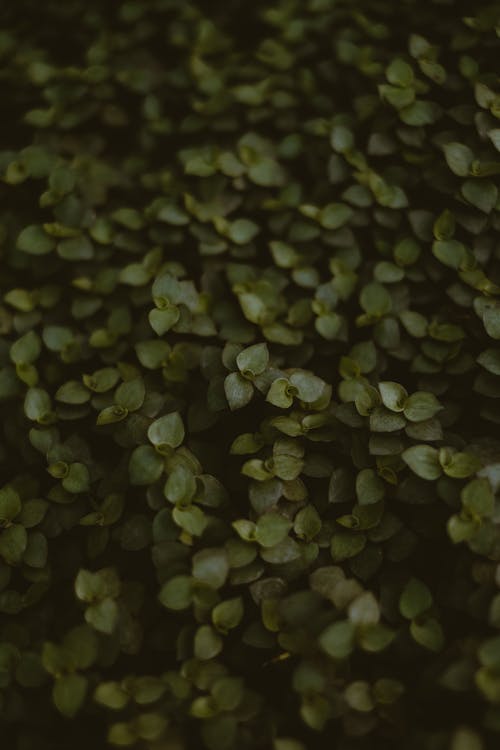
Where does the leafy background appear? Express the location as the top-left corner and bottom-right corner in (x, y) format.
(0, 1), (500, 748)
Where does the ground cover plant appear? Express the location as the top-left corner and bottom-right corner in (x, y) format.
(1, 0), (500, 748)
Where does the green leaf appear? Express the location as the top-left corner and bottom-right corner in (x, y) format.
(399, 578), (433, 619)
(94, 681), (130, 710)
(0, 487), (21, 521)
(403, 392), (442, 422)
(378, 381), (408, 411)
(330, 125), (354, 153)
(24, 388), (52, 423)
(236, 343), (269, 378)
(53, 674), (88, 717)
(224, 372), (254, 410)
(386, 58), (414, 87)
(443, 142), (474, 176)
(293, 505), (322, 541)
(192, 548), (229, 589)
(360, 282), (392, 316)
(255, 513), (292, 547)
(266, 378), (296, 408)
(172, 505), (207, 537)
(402, 445), (441, 480)
(484, 306), (500, 339)
(0, 524), (28, 564)
(57, 235), (94, 261)
(115, 378), (146, 411)
(62, 463), (90, 494)
(85, 598), (119, 634)
(135, 340), (170, 369)
(228, 218), (259, 245)
(289, 371), (327, 404)
(149, 306), (180, 335)
(319, 203), (353, 230)
(461, 179), (498, 213)
(432, 239), (466, 269)
(55, 381), (90, 404)
(410, 617), (444, 652)
(442, 452), (481, 479)
(129, 446), (164, 485)
(17, 225), (55, 255)
(97, 405), (129, 425)
(319, 621), (355, 659)
(158, 575), (193, 610)
(355, 469), (385, 505)
(194, 625), (222, 660)
(147, 412), (185, 449)
(212, 597), (244, 633)
(10, 331), (42, 366)
(461, 478), (494, 517)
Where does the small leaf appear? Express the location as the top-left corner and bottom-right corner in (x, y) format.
(53, 674), (88, 717)
(355, 469), (385, 505)
(319, 621), (355, 659)
(158, 575), (193, 610)
(255, 513), (292, 547)
(224, 372), (254, 410)
(443, 142), (474, 176)
(212, 597), (244, 633)
(236, 343), (269, 378)
(402, 445), (441, 480)
(399, 578), (433, 619)
(17, 225), (55, 255)
(403, 392), (442, 422)
(192, 548), (229, 589)
(379, 382), (408, 411)
(147, 412), (185, 449)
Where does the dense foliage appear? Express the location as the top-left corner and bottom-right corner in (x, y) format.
(1, 1), (500, 748)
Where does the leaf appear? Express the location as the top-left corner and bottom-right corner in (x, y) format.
(378, 382), (408, 411)
(255, 513), (292, 547)
(224, 372), (254, 410)
(17, 225), (55, 255)
(147, 412), (185, 449)
(386, 58), (414, 87)
(319, 621), (355, 659)
(115, 378), (146, 411)
(403, 392), (442, 422)
(212, 597), (244, 633)
(443, 142), (474, 176)
(0, 487), (21, 522)
(24, 388), (52, 423)
(129, 446), (164, 485)
(236, 343), (269, 377)
(289, 371), (327, 403)
(194, 625), (222, 660)
(172, 505), (207, 537)
(94, 682), (130, 710)
(85, 598), (119, 634)
(399, 578), (433, 619)
(355, 469), (385, 505)
(461, 478), (494, 517)
(402, 445), (441, 480)
(410, 617), (444, 652)
(319, 203), (353, 230)
(442, 452), (481, 479)
(461, 180), (498, 213)
(149, 306), (180, 335)
(0, 524), (28, 564)
(53, 674), (88, 717)
(483, 306), (500, 339)
(228, 219), (259, 244)
(158, 576), (193, 610)
(10, 331), (42, 365)
(192, 548), (229, 589)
